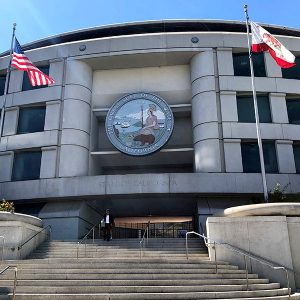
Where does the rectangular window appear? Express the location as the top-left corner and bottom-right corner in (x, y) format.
(241, 141), (278, 173)
(237, 94), (272, 123)
(293, 144), (300, 174)
(286, 98), (300, 124)
(12, 150), (42, 181)
(282, 57), (300, 79)
(22, 65), (50, 91)
(0, 74), (6, 96)
(233, 53), (266, 77)
(17, 106), (46, 134)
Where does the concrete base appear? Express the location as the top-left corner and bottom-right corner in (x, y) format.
(207, 213), (300, 291)
(38, 201), (102, 240)
(0, 212), (46, 260)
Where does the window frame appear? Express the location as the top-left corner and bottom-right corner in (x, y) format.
(233, 52), (266, 77)
(21, 65), (50, 91)
(16, 105), (46, 135)
(11, 149), (42, 181)
(286, 96), (300, 125)
(241, 140), (278, 174)
(237, 93), (272, 123)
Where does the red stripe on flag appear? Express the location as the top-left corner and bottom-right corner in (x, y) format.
(252, 43), (269, 52)
(268, 48), (296, 68)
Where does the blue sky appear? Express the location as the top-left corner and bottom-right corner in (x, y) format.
(1, 0), (300, 54)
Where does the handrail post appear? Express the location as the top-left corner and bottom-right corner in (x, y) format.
(92, 228), (95, 244)
(244, 255), (249, 291)
(77, 242), (79, 259)
(185, 232), (189, 260)
(0, 236), (5, 261)
(213, 241), (218, 274)
(284, 268), (291, 300)
(84, 238), (87, 257)
(12, 267), (17, 300)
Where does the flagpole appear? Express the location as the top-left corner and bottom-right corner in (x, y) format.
(244, 5), (268, 202)
(0, 23), (17, 139)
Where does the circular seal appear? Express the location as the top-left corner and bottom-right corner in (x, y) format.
(105, 92), (174, 156)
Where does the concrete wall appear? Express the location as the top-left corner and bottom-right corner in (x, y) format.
(0, 212), (47, 260)
(39, 201), (102, 240)
(206, 216), (300, 290)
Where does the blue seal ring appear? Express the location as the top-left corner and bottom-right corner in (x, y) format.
(105, 92), (174, 156)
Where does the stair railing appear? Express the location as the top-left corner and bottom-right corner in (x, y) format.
(139, 221), (150, 259)
(14, 225), (51, 251)
(186, 231), (291, 300)
(0, 236), (5, 261)
(77, 222), (101, 258)
(0, 265), (18, 300)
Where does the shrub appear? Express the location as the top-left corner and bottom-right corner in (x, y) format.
(0, 199), (15, 213)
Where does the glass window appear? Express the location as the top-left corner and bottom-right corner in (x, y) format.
(293, 144), (300, 174)
(12, 150), (42, 181)
(282, 57), (300, 79)
(22, 65), (49, 91)
(237, 95), (272, 123)
(286, 98), (300, 124)
(17, 106), (46, 134)
(241, 141), (278, 173)
(0, 75), (6, 96)
(233, 53), (266, 77)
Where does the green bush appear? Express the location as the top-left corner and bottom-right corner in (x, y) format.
(0, 199), (15, 213)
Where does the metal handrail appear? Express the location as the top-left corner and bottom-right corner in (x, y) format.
(15, 225), (51, 251)
(186, 231), (291, 300)
(139, 221), (150, 259)
(0, 236), (5, 261)
(77, 221), (101, 258)
(0, 265), (18, 300)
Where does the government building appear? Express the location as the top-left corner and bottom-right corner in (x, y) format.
(0, 20), (300, 240)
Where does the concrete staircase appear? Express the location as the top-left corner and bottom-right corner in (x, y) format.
(0, 238), (298, 299)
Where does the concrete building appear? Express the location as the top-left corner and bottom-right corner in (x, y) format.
(0, 20), (300, 239)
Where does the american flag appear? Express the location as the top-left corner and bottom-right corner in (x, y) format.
(11, 38), (55, 86)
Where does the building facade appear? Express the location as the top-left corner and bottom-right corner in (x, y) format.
(0, 20), (300, 239)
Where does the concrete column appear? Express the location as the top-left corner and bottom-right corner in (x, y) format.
(217, 48), (234, 76)
(59, 60), (92, 177)
(265, 52), (282, 78)
(0, 151), (13, 182)
(45, 101), (60, 131)
(276, 140), (296, 173)
(2, 107), (19, 136)
(224, 139), (243, 172)
(40, 146), (57, 178)
(220, 91), (238, 122)
(269, 93), (288, 123)
(191, 51), (221, 172)
(8, 70), (22, 93)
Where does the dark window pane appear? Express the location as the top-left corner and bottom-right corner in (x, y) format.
(0, 75), (6, 96)
(241, 141), (278, 173)
(287, 99), (300, 124)
(237, 95), (272, 123)
(282, 57), (300, 79)
(233, 53), (266, 77)
(22, 65), (49, 91)
(294, 145), (300, 173)
(12, 151), (41, 181)
(17, 106), (46, 134)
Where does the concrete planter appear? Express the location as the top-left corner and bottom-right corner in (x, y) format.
(0, 211), (47, 260)
(206, 203), (300, 291)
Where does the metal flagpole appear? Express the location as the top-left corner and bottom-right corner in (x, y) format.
(0, 23), (17, 140)
(244, 5), (268, 202)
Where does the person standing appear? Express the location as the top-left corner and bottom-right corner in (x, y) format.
(103, 209), (114, 241)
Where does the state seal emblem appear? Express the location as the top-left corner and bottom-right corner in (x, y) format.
(105, 93), (174, 156)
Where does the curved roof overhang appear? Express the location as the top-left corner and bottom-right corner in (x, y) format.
(1, 19), (300, 57)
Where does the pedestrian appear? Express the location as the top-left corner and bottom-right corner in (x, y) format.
(103, 209), (114, 241)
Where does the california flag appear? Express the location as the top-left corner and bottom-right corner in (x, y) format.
(251, 21), (296, 68)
